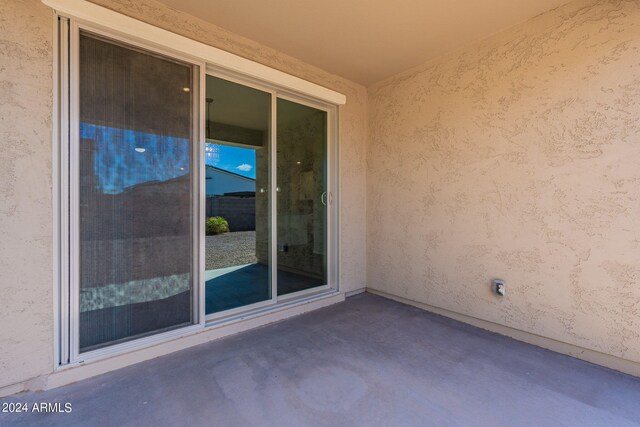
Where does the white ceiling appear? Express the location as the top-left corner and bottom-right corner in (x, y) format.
(158, 0), (570, 85)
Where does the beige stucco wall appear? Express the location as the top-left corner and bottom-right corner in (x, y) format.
(0, 0), (54, 391)
(0, 0), (367, 391)
(368, 0), (640, 366)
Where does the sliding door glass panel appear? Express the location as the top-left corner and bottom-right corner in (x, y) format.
(276, 99), (327, 295)
(204, 76), (271, 314)
(78, 33), (195, 352)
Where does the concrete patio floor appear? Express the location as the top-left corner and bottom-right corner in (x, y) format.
(2, 293), (639, 426)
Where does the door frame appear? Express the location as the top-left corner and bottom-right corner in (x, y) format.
(55, 13), (341, 368)
(202, 69), (339, 323)
(64, 19), (207, 365)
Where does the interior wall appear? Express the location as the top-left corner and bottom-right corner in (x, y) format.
(368, 0), (640, 367)
(0, 0), (367, 392)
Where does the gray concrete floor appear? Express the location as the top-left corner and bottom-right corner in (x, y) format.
(2, 293), (640, 426)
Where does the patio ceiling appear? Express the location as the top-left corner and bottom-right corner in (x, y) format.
(155, 0), (571, 85)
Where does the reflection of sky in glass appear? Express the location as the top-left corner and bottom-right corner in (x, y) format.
(81, 123), (190, 194)
(81, 123), (258, 194)
(205, 143), (256, 179)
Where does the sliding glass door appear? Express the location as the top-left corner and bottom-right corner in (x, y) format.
(204, 76), (272, 315)
(203, 75), (332, 316)
(76, 32), (198, 352)
(62, 21), (337, 362)
(276, 98), (328, 296)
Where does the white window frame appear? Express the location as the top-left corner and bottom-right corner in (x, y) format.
(49, 0), (344, 369)
(66, 20), (206, 365)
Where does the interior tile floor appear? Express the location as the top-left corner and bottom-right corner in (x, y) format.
(2, 293), (639, 426)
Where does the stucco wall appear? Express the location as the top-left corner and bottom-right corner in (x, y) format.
(0, 0), (54, 390)
(0, 0), (367, 391)
(368, 0), (640, 366)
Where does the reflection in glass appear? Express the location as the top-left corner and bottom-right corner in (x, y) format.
(276, 99), (327, 295)
(204, 76), (271, 314)
(78, 33), (195, 351)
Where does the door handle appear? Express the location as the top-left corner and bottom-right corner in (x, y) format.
(321, 192), (327, 206)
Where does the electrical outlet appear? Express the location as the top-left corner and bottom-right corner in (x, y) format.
(493, 279), (505, 296)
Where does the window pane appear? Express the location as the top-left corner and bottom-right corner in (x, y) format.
(276, 98), (327, 295)
(78, 33), (195, 352)
(204, 76), (271, 315)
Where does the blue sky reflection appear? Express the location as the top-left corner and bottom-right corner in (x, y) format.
(81, 123), (257, 194)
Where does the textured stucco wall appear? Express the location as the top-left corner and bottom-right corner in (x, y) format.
(0, 0), (54, 389)
(368, 0), (640, 365)
(0, 0), (367, 390)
